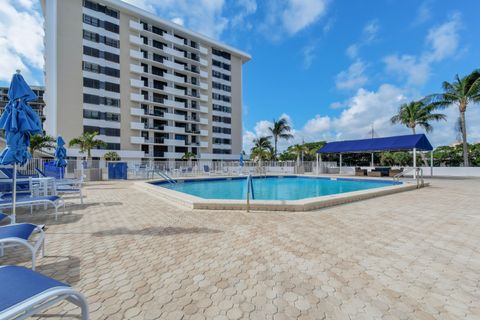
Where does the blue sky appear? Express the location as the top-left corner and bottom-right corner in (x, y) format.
(1, 0), (479, 151)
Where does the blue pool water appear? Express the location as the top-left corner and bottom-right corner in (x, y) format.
(153, 176), (399, 200)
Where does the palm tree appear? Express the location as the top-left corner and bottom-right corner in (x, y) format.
(29, 134), (55, 156)
(181, 151), (196, 160)
(390, 100), (446, 134)
(104, 151), (120, 161)
(289, 144), (308, 166)
(68, 132), (106, 160)
(250, 137), (273, 162)
(425, 70), (480, 166)
(268, 117), (293, 159)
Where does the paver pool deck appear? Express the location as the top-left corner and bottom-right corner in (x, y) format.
(1, 177), (479, 319)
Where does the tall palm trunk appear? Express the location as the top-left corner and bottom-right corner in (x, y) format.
(460, 110), (469, 166)
(274, 137), (278, 160)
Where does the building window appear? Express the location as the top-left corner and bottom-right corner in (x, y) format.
(83, 110), (120, 122)
(83, 94), (120, 107)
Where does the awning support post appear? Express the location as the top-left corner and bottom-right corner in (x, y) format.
(413, 148), (417, 179)
(371, 153), (374, 167)
(316, 153), (319, 175)
(430, 150), (433, 177)
(339, 153), (343, 174)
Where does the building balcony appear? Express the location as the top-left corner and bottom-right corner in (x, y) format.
(164, 139), (185, 146)
(164, 86), (185, 96)
(199, 106), (209, 113)
(129, 20), (142, 31)
(163, 60), (185, 72)
(163, 33), (185, 46)
(200, 129), (208, 136)
(200, 70), (208, 78)
(199, 117), (208, 125)
(130, 49), (143, 60)
(130, 122), (145, 130)
(164, 126), (186, 134)
(200, 82), (208, 90)
(130, 108), (145, 116)
(130, 136), (145, 144)
(130, 79), (144, 88)
(164, 152), (185, 159)
(199, 45), (208, 55)
(164, 112), (186, 122)
(129, 35), (142, 46)
(130, 64), (143, 74)
(200, 94), (208, 102)
(164, 73), (185, 84)
(199, 58), (208, 67)
(164, 46), (184, 59)
(164, 99), (185, 109)
(130, 93), (144, 102)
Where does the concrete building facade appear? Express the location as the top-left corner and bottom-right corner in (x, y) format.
(41, 0), (250, 160)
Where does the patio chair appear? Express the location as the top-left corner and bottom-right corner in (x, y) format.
(0, 223), (45, 270)
(0, 266), (89, 320)
(0, 195), (65, 220)
(203, 165), (212, 176)
(0, 212), (11, 224)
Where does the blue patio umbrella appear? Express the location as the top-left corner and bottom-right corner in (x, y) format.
(54, 136), (67, 178)
(239, 153), (244, 167)
(0, 71), (42, 223)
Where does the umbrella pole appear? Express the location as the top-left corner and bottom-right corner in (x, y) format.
(12, 164), (17, 224)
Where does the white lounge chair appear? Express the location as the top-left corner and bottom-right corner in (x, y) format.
(0, 222), (45, 270)
(0, 266), (89, 320)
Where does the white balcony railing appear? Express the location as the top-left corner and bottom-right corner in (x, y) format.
(199, 45), (208, 55)
(164, 152), (185, 159)
(130, 49), (143, 60)
(130, 79), (144, 88)
(200, 70), (208, 78)
(129, 20), (142, 31)
(130, 64), (143, 74)
(199, 58), (208, 66)
(200, 94), (208, 102)
(130, 122), (145, 130)
(164, 60), (185, 72)
(199, 106), (209, 113)
(164, 86), (185, 96)
(164, 139), (185, 146)
(130, 136), (145, 144)
(129, 35), (142, 46)
(200, 82), (208, 90)
(163, 33), (185, 46)
(130, 93), (144, 102)
(130, 108), (144, 116)
(200, 129), (208, 136)
(164, 73), (185, 84)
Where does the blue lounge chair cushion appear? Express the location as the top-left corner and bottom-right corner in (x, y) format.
(1, 192), (32, 199)
(0, 223), (37, 240)
(0, 266), (68, 312)
(56, 188), (80, 192)
(0, 195), (60, 205)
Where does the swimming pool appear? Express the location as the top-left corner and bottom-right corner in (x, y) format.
(153, 176), (400, 200)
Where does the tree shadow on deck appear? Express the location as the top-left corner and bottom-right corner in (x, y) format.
(92, 226), (222, 237)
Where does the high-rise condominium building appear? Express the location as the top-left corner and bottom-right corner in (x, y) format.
(41, 0), (250, 160)
(0, 86), (46, 125)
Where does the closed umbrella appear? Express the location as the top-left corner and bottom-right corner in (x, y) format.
(0, 71), (42, 223)
(54, 136), (67, 179)
(239, 153), (244, 167)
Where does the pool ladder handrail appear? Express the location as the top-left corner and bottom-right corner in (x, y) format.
(393, 167), (424, 188)
(246, 174), (255, 212)
(150, 170), (176, 184)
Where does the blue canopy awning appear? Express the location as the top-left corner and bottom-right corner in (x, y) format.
(317, 134), (433, 154)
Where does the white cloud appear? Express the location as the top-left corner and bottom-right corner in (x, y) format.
(303, 115), (331, 134)
(335, 60), (368, 90)
(231, 0), (257, 28)
(425, 12), (462, 62)
(260, 0), (328, 41)
(0, 1), (44, 83)
(383, 12), (462, 87)
(411, 0), (432, 26)
(123, 0), (228, 39)
(383, 54), (430, 86)
(345, 44), (358, 59)
(282, 0), (328, 35)
(344, 19), (380, 59)
(171, 17), (185, 26)
(362, 19), (380, 43)
(302, 44), (316, 69)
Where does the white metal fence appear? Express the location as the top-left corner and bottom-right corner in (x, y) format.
(4, 159), (338, 180)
